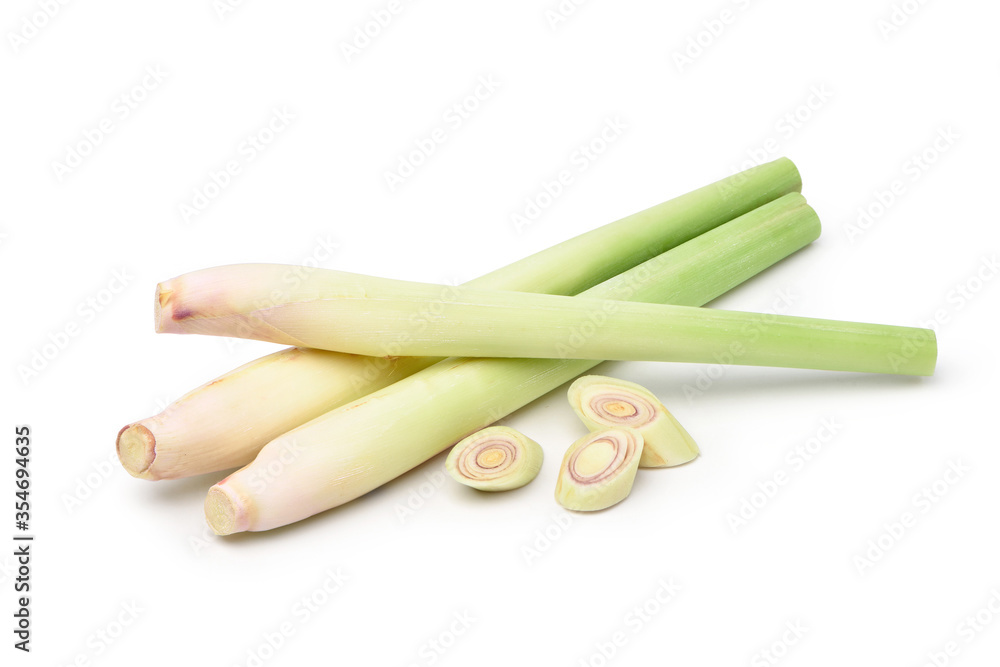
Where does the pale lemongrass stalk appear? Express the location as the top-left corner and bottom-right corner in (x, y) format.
(119, 158), (801, 480)
(568, 375), (697, 468)
(156, 263), (937, 377)
(445, 426), (543, 491)
(116, 353), (436, 479)
(555, 429), (644, 511)
(205, 194), (821, 534)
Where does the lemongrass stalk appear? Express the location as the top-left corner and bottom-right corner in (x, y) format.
(555, 429), (644, 511)
(156, 263), (937, 377)
(117, 353), (436, 480)
(204, 194), (821, 534)
(568, 375), (697, 468)
(119, 158), (801, 480)
(445, 426), (543, 491)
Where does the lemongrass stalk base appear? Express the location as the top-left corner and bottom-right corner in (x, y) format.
(205, 485), (250, 536)
(116, 425), (157, 478)
(116, 348), (435, 480)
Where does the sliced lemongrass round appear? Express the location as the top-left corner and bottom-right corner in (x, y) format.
(555, 428), (643, 511)
(445, 426), (543, 492)
(568, 375), (698, 468)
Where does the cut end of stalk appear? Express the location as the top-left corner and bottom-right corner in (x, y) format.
(205, 484), (250, 536)
(918, 328), (939, 376)
(154, 281), (188, 334)
(773, 157), (802, 194)
(116, 424), (158, 479)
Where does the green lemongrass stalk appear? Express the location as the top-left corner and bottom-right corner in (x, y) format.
(118, 159), (801, 480)
(445, 426), (544, 491)
(568, 375), (698, 468)
(555, 429), (644, 511)
(156, 263), (937, 377)
(204, 194), (821, 534)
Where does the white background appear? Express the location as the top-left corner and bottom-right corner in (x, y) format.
(3, 1), (999, 665)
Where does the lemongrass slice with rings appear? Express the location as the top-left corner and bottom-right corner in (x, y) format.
(445, 426), (544, 492)
(568, 375), (698, 468)
(555, 428), (643, 511)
